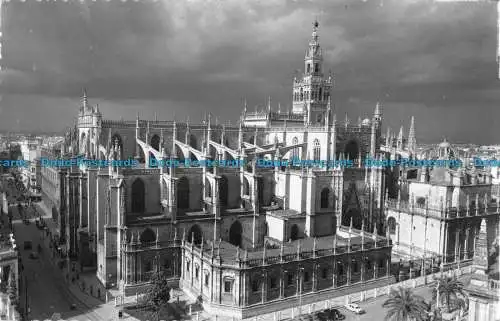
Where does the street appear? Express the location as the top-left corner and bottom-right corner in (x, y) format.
(3, 173), (101, 321)
(339, 285), (433, 321)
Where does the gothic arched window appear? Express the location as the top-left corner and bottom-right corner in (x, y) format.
(177, 176), (190, 209)
(314, 63), (319, 73)
(313, 139), (321, 161)
(300, 89), (304, 101)
(319, 87), (322, 101)
(131, 178), (145, 213)
(320, 188), (329, 209)
(307, 64), (311, 73)
(387, 217), (396, 234)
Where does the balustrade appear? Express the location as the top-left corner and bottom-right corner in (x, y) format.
(122, 239), (181, 252)
(182, 233), (390, 272)
(386, 199), (498, 218)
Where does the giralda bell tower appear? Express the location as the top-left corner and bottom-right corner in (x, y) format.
(292, 20), (333, 125)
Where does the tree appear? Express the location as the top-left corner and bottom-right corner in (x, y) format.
(141, 271), (171, 321)
(432, 276), (466, 313)
(382, 286), (429, 321)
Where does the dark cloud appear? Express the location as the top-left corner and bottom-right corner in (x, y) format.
(0, 0), (498, 143)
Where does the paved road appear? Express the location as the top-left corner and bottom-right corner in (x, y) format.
(338, 285), (433, 321)
(3, 174), (101, 321)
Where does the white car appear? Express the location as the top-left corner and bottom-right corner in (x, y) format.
(344, 303), (364, 314)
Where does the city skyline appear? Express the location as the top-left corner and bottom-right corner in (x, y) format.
(0, 0), (499, 144)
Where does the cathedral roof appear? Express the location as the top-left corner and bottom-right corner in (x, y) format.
(420, 138), (458, 161)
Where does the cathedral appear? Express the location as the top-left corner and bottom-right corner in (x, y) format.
(382, 120), (500, 280)
(40, 21), (395, 318)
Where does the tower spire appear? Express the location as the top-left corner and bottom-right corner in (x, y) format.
(385, 127), (391, 147)
(82, 88), (89, 111)
(292, 20), (331, 123)
(374, 102), (381, 118)
(312, 19), (319, 41)
(397, 126), (404, 150)
(408, 116), (416, 154)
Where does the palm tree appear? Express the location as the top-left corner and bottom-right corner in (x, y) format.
(432, 276), (466, 313)
(383, 286), (429, 321)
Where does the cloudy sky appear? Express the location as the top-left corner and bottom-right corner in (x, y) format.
(0, 0), (498, 143)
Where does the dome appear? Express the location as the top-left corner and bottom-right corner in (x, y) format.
(439, 138), (450, 148)
(420, 138), (458, 161)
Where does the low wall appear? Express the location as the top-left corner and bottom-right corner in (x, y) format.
(244, 265), (473, 321)
(181, 276), (394, 319)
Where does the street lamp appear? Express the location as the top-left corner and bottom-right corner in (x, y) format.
(298, 267), (304, 316)
(24, 274), (28, 320)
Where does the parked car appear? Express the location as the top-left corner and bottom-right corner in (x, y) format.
(29, 252), (38, 259)
(326, 308), (345, 320)
(315, 308), (345, 321)
(344, 303), (364, 314)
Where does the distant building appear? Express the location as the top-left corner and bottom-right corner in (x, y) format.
(0, 225), (20, 320)
(464, 218), (499, 321)
(384, 139), (499, 278)
(19, 137), (42, 199)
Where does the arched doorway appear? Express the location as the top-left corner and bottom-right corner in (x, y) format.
(290, 224), (299, 241)
(131, 179), (145, 213)
(188, 225), (203, 245)
(140, 228), (156, 244)
(219, 175), (229, 207)
(344, 140), (359, 160)
(229, 221), (243, 247)
(343, 208), (363, 230)
(177, 177), (190, 209)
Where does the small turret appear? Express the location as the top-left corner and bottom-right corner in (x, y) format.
(373, 102), (382, 122)
(407, 116), (416, 154)
(396, 126), (404, 150)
